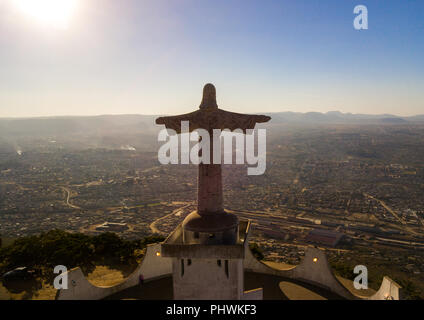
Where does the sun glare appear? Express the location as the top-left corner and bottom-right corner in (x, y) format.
(14, 0), (78, 29)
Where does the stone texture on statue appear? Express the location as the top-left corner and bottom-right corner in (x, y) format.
(198, 163), (223, 214)
(157, 85), (270, 300)
(156, 84), (271, 133)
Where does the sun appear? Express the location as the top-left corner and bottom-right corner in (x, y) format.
(14, 0), (78, 29)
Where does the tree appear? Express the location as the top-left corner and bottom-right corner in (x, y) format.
(249, 242), (264, 261)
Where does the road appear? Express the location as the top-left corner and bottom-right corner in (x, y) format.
(149, 203), (192, 235)
(364, 193), (404, 225)
(363, 193), (419, 236)
(60, 186), (81, 210)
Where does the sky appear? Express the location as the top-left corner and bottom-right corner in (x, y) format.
(0, 0), (423, 117)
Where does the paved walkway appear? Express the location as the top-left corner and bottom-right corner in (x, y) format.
(104, 272), (346, 300)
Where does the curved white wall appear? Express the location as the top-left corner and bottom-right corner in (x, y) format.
(244, 243), (401, 300)
(56, 243), (172, 300)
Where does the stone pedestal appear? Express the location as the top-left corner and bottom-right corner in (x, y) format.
(161, 220), (261, 300)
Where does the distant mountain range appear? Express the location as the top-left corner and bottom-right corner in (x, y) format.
(0, 111), (423, 139)
(266, 111), (424, 124)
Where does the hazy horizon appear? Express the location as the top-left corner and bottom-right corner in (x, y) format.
(1, 1), (423, 118)
(1, 109), (424, 120)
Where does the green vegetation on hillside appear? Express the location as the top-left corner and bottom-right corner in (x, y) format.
(0, 230), (165, 276)
(249, 242), (264, 261)
(329, 259), (422, 300)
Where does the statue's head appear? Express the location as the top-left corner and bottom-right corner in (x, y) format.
(200, 83), (218, 109)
